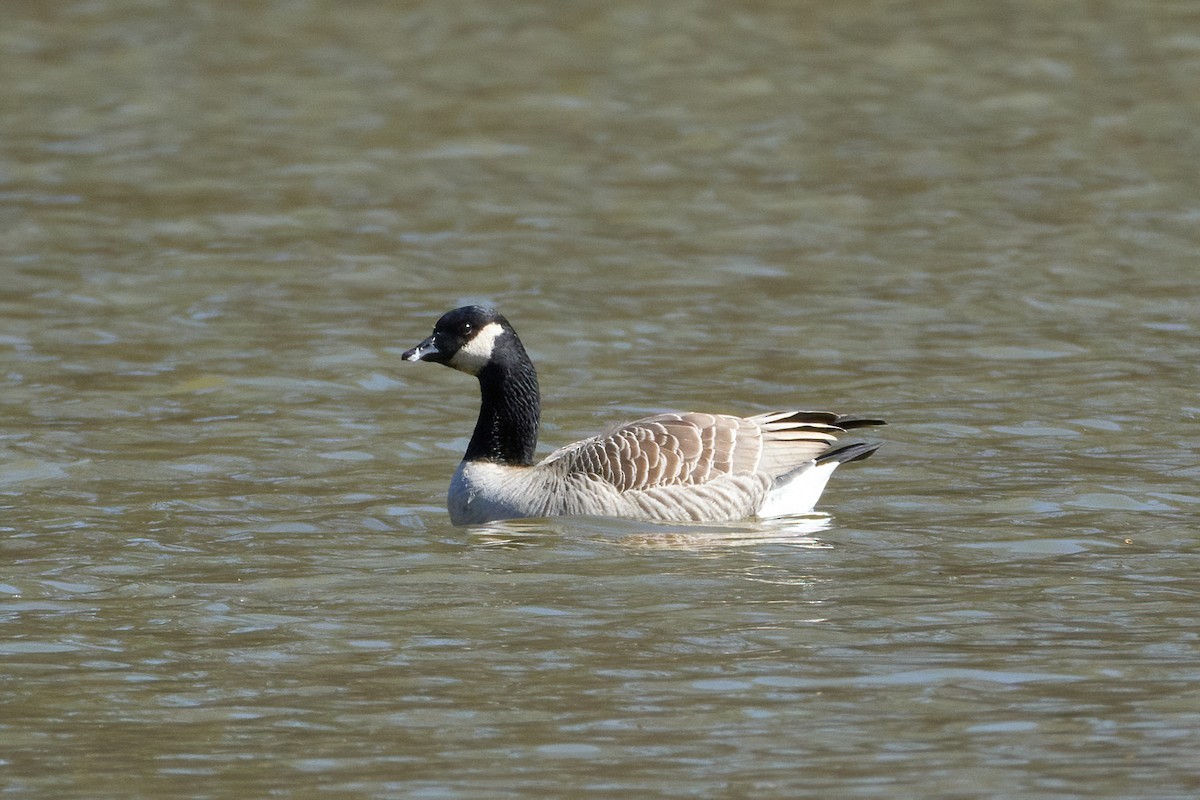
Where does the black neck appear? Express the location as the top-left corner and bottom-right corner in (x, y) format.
(464, 346), (540, 466)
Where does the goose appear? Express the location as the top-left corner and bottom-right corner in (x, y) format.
(403, 306), (885, 526)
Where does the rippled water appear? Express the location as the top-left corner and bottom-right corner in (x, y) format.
(4, 1), (1200, 797)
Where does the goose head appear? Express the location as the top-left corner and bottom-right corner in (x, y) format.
(402, 305), (516, 376)
(403, 305), (541, 466)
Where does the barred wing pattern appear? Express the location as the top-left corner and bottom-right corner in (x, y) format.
(554, 411), (850, 483)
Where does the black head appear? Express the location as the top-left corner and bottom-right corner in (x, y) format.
(403, 306), (540, 465)
(402, 305), (518, 376)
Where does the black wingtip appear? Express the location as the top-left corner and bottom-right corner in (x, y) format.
(834, 417), (887, 431)
(815, 441), (883, 465)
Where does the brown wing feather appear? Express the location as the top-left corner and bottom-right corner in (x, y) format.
(538, 409), (883, 494)
(541, 412), (766, 492)
(750, 411), (843, 476)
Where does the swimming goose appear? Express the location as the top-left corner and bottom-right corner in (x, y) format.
(403, 306), (884, 525)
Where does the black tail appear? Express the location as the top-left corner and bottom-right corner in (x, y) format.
(770, 411), (886, 431)
(833, 416), (887, 431)
(816, 441), (883, 465)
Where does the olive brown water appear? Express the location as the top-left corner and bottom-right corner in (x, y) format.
(3, 2), (1199, 797)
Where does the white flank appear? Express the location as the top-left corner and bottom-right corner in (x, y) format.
(757, 461), (840, 518)
(449, 460), (533, 525)
(448, 322), (505, 375)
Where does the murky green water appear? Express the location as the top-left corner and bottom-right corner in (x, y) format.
(3, 1), (1199, 797)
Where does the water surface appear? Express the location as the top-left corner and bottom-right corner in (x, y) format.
(3, 1), (1199, 797)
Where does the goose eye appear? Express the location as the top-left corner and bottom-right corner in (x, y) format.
(460, 322), (473, 335)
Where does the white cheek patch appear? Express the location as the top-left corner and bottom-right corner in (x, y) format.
(448, 322), (505, 374)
